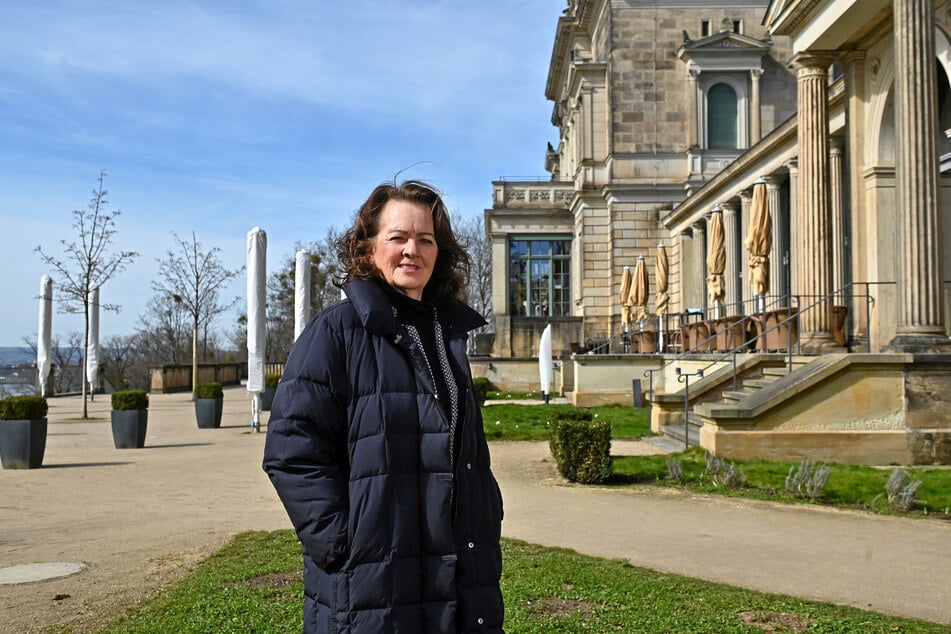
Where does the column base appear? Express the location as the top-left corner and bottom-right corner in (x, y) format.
(799, 332), (845, 355)
(884, 334), (951, 353)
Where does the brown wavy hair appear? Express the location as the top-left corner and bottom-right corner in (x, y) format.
(334, 180), (470, 304)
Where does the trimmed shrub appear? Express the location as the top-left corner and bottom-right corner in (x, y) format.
(0, 395), (49, 420)
(264, 373), (281, 389)
(549, 406), (612, 484)
(472, 377), (493, 406)
(111, 390), (149, 411)
(195, 382), (224, 399)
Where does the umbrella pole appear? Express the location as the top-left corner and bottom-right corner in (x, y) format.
(251, 393), (261, 432)
(658, 318), (665, 353)
(757, 294), (766, 314)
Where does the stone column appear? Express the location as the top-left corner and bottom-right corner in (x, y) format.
(888, 0), (950, 351)
(688, 68), (700, 148)
(738, 191), (753, 312)
(830, 137), (846, 301)
(766, 175), (785, 306)
(692, 219), (707, 315)
(784, 160), (798, 306)
(751, 69), (763, 144)
(678, 230), (692, 313)
(792, 53), (838, 351)
(720, 201), (740, 314)
(842, 50), (868, 348)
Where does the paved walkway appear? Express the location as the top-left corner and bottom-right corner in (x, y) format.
(0, 390), (949, 632)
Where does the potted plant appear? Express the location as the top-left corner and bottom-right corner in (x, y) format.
(0, 395), (49, 469)
(111, 390), (149, 449)
(195, 382), (224, 429)
(261, 373), (281, 411)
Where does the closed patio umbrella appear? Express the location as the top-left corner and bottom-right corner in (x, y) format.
(247, 227), (267, 432)
(630, 255), (649, 325)
(37, 276), (52, 397)
(706, 208), (726, 318)
(86, 286), (99, 400)
(294, 249), (311, 342)
(619, 265), (633, 330)
(538, 323), (552, 403)
(656, 243), (669, 351)
(745, 178), (772, 313)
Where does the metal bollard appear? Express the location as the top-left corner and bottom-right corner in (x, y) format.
(632, 378), (642, 408)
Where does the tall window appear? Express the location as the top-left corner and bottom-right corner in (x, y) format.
(708, 83), (738, 149)
(508, 238), (571, 317)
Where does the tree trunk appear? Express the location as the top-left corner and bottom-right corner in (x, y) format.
(191, 323), (198, 399)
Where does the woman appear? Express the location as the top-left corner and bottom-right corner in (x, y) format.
(263, 180), (504, 633)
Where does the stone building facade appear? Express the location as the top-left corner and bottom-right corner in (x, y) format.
(484, 0), (951, 464)
(486, 0), (797, 357)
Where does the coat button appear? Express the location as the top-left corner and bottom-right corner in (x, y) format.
(466, 462), (472, 469)
(468, 542), (475, 549)
(477, 617), (484, 624)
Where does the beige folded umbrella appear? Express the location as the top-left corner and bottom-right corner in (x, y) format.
(630, 256), (649, 324)
(620, 265), (633, 329)
(655, 243), (669, 317)
(706, 209), (726, 315)
(745, 179), (772, 305)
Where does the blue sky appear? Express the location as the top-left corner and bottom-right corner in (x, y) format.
(0, 1), (559, 347)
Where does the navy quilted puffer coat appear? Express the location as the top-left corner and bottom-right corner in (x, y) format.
(263, 278), (504, 633)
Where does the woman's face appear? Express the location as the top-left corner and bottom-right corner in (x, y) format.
(372, 199), (437, 300)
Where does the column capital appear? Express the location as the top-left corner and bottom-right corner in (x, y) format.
(764, 174), (784, 190)
(784, 158), (799, 176)
(719, 200), (738, 215)
(790, 51), (837, 73)
(750, 68), (764, 81)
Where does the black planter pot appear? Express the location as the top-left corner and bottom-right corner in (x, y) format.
(111, 410), (148, 448)
(261, 386), (277, 411)
(195, 397), (223, 428)
(0, 418), (48, 469)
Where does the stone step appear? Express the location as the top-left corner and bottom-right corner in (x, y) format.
(721, 390), (754, 402)
(662, 422), (700, 448)
(743, 377), (779, 389)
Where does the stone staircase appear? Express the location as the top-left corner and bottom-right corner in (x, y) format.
(659, 358), (805, 448)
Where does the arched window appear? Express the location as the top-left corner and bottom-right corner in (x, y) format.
(708, 83), (738, 149)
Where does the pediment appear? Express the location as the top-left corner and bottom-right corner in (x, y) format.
(680, 31), (771, 55)
(677, 31), (771, 70)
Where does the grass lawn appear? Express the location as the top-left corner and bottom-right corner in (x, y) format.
(482, 402), (650, 441)
(97, 531), (949, 633)
(91, 402), (949, 631)
(484, 403), (951, 519)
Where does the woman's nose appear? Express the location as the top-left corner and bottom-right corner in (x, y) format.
(402, 240), (419, 256)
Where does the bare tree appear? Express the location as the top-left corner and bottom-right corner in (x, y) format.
(34, 170), (138, 417)
(100, 334), (150, 391)
(152, 231), (242, 395)
(135, 293), (192, 365)
(453, 213), (493, 325)
(265, 236), (342, 362)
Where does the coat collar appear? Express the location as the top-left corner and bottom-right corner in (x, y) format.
(344, 278), (486, 340)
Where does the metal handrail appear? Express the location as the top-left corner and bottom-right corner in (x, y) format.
(642, 281), (886, 397)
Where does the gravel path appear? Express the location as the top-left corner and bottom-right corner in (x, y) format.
(1, 390), (949, 632)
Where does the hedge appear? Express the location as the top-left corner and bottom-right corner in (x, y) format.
(549, 406), (613, 484)
(195, 382), (224, 399)
(0, 395), (49, 420)
(111, 390), (149, 411)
